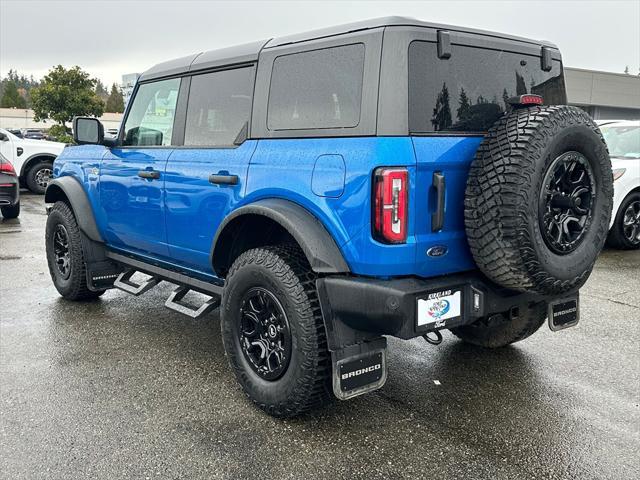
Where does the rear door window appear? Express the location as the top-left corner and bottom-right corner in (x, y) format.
(184, 67), (254, 146)
(408, 41), (566, 133)
(267, 43), (365, 130)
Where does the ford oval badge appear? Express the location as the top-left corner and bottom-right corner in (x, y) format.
(427, 245), (448, 257)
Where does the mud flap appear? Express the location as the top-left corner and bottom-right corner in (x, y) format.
(332, 337), (387, 400)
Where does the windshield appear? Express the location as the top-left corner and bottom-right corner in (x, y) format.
(600, 125), (640, 159)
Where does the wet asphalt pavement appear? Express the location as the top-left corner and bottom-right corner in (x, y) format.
(1, 193), (639, 480)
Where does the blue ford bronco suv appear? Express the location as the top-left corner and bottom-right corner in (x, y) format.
(45, 17), (613, 417)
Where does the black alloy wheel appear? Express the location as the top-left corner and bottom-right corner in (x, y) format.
(622, 200), (640, 245)
(539, 151), (596, 254)
(239, 287), (292, 381)
(53, 224), (71, 280)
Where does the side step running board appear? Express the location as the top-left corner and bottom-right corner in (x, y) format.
(165, 286), (220, 319)
(114, 269), (160, 295)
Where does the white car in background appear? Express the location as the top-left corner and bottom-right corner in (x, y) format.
(0, 128), (66, 194)
(599, 120), (640, 249)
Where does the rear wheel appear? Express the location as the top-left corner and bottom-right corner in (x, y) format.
(450, 302), (547, 348)
(1, 202), (20, 219)
(26, 161), (53, 194)
(45, 201), (105, 300)
(221, 245), (332, 417)
(607, 191), (640, 249)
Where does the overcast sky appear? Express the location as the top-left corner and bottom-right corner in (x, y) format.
(1, 0), (639, 86)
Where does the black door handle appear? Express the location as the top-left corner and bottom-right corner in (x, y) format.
(431, 171), (445, 232)
(138, 170), (160, 180)
(209, 174), (238, 185)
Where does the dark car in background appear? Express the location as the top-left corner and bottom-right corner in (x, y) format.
(0, 153), (20, 219)
(22, 129), (46, 140)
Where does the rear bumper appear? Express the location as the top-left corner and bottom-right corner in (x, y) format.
(0, 175), (19, 207)
(317, 271), (557, 351)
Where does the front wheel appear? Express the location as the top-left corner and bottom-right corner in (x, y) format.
(45, 201), (105, 300)
(450, 302), (547, 348)
(220, 245), (332, 417)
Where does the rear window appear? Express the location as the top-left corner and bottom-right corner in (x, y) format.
(267, 43), (365, 130)
(408, 41), (566, 134)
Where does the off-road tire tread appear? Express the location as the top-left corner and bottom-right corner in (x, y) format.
(46, 201), (105, 300)
(465, 105), (612, 294)
(223, 245), (332, 418)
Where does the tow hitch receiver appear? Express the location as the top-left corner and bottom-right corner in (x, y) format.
(332, 338), (387, 400)
(548, 295), (579, 331)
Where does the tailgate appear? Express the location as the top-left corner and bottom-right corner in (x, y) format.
(411, 136), (482, 278)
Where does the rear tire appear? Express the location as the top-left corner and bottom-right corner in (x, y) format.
(221, 245), (332, 417)
(45, 201), (105, 300)
(607, 191), (640, 249)
(26, 161), (53, 194)
(450, 302), (547, 348)
(1, 202), (20, 219)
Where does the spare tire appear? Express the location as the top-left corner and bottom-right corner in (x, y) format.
(464, 105), (613, 295)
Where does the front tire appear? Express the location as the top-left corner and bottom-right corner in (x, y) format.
(607, 191), (640, 249)
(221, 245), (332, 417)
(450, 302), (547, 348)
(45, 201), (105, 300)
(26, 161), (53, 194)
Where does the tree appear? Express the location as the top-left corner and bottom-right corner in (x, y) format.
(30, 65), (104, 127)
(431, 83), (452, 131)
(502, 88), (510, 110)
(105, 83), (125, 113)
(515, 72), (528, 95)
(95, 79), (109, 101)
(0, 81), (27, 108)
(456, 87), (471, 121)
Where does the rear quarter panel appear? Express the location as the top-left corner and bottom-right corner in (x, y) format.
(245, 136), (479, 278)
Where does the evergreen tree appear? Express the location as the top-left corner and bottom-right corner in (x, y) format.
(515, 72), (528, 95)
(95, 79), (109, 101)
(456, 87), (471, 121)
(0, 81), (27, 108)
(502, 88), (510, 109)
(431, 83), (452, 131)
(105, 83), (125, 113)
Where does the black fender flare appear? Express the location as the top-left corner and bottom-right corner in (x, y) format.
(211, 198), (350, 276)
(45, 176), (103, 242)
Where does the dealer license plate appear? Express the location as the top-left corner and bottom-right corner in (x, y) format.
(417, 289), (462, 329)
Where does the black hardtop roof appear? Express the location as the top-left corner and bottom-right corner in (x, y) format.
(139, 16), (558, 82)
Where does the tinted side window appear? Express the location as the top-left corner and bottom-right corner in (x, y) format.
(184, 67), (254, 146)
(408, 42), (566, 133)
(267, 43), (365, 130)
(123, 78), (180, 146)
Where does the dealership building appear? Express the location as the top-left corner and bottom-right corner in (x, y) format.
(565, 67), (640, 120)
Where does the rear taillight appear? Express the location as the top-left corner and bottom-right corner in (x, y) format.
(0, 159), (16, 175)
(373, 167), (408, 244)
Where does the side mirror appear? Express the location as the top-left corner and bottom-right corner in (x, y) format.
(72, 117), (104, 145)
(0, 132), (7, 142)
